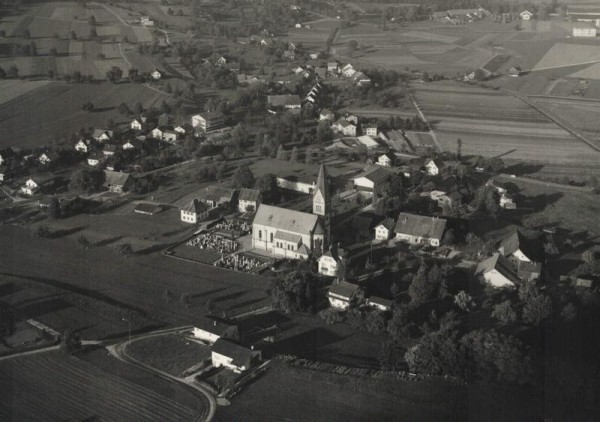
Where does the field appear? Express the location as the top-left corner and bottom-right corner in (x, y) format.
(126, 333), (211, 377)
(532, 43), (600, 71)
(0, 351), (200, 421)
(0, 81), (169, 147)
(216, 360), (542, 422)
(531, 97), (600, 136)
(413, 81), (600, 165)
(0, 79), (50, 106)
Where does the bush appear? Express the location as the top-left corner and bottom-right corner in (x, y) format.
(33, 224), (51, 238)
(319, 307), (344, 325)
(114, 243), (133, 257)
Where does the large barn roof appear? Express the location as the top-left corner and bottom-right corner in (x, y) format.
(394, 212), (446, 241)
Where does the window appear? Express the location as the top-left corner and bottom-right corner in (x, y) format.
(270, 233), (273, 243)
(259, 230), (262, 240)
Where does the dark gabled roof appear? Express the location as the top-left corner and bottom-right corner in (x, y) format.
(103, 170), (131, 187)
(376, 218), (395, 231)
(239, 188), (261, 202)
(368, 296), (393, 308)
(197, 186), (237, 203)
(195, 316), (237, 336)
(212, 338), (256, 367)
(181, 198), (209, 214)
(498, 228), (542, 261)
(328, 281), (359, 299)
(394, 213), (447, 241)
(476, 253), (520, 284)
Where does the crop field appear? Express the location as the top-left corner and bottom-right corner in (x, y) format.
(0, 352), (200, 422)
(532, 97), (600, 134)
(126, 333), (210, 376)
(0, 81), (169, 147)
(533, 43), (600, 71)
(0, 79), (50, 106)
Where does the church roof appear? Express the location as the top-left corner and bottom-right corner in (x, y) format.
(253, 204), (320, 236)
(315, 163), (329, 198)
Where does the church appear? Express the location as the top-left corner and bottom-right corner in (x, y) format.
(252, 164), (331, 259)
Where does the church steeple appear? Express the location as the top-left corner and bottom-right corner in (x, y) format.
(313, 163), (331, 249)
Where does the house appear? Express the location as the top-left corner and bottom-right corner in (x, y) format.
(374, 218), (395, 240)
(151, 69), (162, 80)
(174, 125), (186, 135)
(237, 73), (263, 85)
(197, 186), (237, 208)
(20, 177), (41, 195)
(140, 16), (154, 26)
(341, 64), (356, 77)
(520, 10), (533, 20)
(102, 144), (117, 156)
(92, 129), (113, 142)
(38, 151), (59, 165)
(211, 338), (261, 374)
(150, 127), (164, 140)
(315, 66), (327, 79)
(319, 109), (335, 121)
(74, 139), (92, 153)
(215, 55), (227, 65)
(560, 275), (595, 289)
(267, 95), (302, 111)
(260, 38), (273, 47)
(181, 198), (210, 223)
(193, 316), (238, 344)
(352, 167), (394, 193)
(328, 280), (359, 309)
(476, 253), (520, 288)
(367, 296), (392, 312)
(356, 135), (379, 150)
(163, 130), (179, 143)
(327, 61), (340, 74)
(377, 152), (395, 167)
(353, 71), (371, 87)
(283, 50), (295, 60)
(394, 213), (447, 247)
(508, 66), (522, 77)
(345, 114), (359, 125)
(122, 139), (143, 151)
(363, 124), (378, 137)
(332, 118), (357, 137)
(102, 170), (132, 193)
(424, 158), (444, 176)
(252, 204), (324, 259)
(238, 188), (261, 213)
(87, 151), (104, 166)
(130, 118), (143, 131)
(498, 229), (541, 263)
(318, 247), (346, 277)
(191, 112), (225, 132)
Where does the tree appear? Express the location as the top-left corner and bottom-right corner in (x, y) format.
(60, 329), (81, 355)
(114, 243), (133, 257)
(316, 121), (333, 144)
(216, 163), (227, 180)
(22, 28), (30, 39)
(89, 27), (97, 40)
(522, 290), (553, 325)
(347, 39), (358, 56)
(89, 15), (97, 26)
(46, 197), (61, 219)
(69, 168), (104, 192)
(454, 291), (474, 312)
(163, 288), (174, 303)
(76, 234), (90, 250)
(379, 338), (404, 370)
(289, 146), (299, 162)
(231, 163), (255, 189)
(255, 173), (278, 203)
(81, 101), (94, 112)
(118, 102), (131, 115)
(492, 300), (517, 324)
(456, 138), (462, 159)
(365, 311), (387, 334)
(408, 261), (439, 304)
(405, 329), (464, 378)
(134, 102), (144, 115)
(70, 30), (77, 40)
(269, 270), (320, 314)
(106, 66), (123, 83)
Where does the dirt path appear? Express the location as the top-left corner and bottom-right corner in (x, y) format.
(405, 83), (444, 152)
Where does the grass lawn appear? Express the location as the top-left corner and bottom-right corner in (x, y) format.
(126, 333), (211, 377)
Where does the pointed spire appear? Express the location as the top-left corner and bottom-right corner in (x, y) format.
(315, 163), (328, 197)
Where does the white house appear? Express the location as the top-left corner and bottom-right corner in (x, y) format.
(356, 135), (379, 150)
(191, 112), (225, 132)
(476, 253), (520, 288)
(92, 129), (113, 142)
(174, 125), (186, 135)
(252, 204), (324, 259)
(520, 10), (533, 20)
(74, 139), (91, 153)
(319, 109), (335, 121)
(163, 130), (179, 143)
(21, 178), (40, 196)
(424, 158), (444, 176)
(211, 339), (261, 374)
(151, 69), (162, 80)
(328, 280), (359, 310)
(573, 27), (597, 37)
(193, 317), (238, 344)
(38, 151), (59, 165)
(180, 199), (210, 224)
(267, 95), (302, 111)
(238, 188), (261, 213)
(131, 118), (143, 131)
(341, 64), (356, 77)
(150, 127), (164, 140)
(374, 218), (395, 240)
(377, 153), (395, 167)
(332, 118), (357, 137)
(394, 213), (447, 247)
(318, 248), (346, 277)
(363, 124), (378, 137)
(352, 167), (393, 193)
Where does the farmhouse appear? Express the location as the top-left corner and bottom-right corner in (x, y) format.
(150, 127), (164, 140)
(180, 199), (209, 223)
(74, 139), (92, 153)
(87, 151), (104, 166)
(327, 61), (340, 74)
(353, 72), (372, 87)
(92, 129), (113, 142)
(267, 95), (302, 112)
(476, 253), (520, 288)
(498, 229), (541, 263)
(20, 175), (54, 196)
(353, 167), (394, 193)
(192, 112), (225, 132)
(38, 151), (59, 165)
(367, 296), (393, 312)
(122, 139), (143, 151)
(197, 186), (237, 208)
(332, 118), (357, 137)
(341, 64), (356, 78)
(211, 339), (261, 374)
(102, 170), (133, 193)
(238, 188), (261, 213)
(193, 317), (238, 344)
(163, 130), (179, 143)
(394, 213), (447, 247)
(328, 280), (359, 310)
(252, 204), (325, 259)
(374, 218), (395, 240)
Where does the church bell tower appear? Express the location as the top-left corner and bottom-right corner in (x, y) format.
(313, 163), (331, 248)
